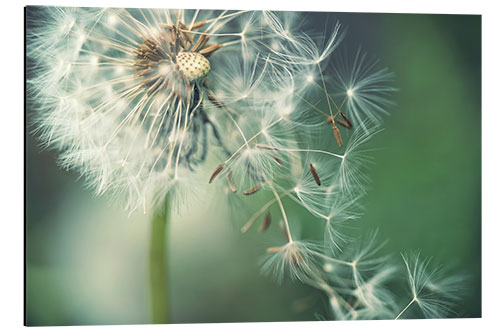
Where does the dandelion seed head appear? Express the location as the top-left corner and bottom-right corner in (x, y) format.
(331, 49), (396, 126)
(260, 241), (323, 284)
(400, 251), (465, 319)
(28, 7), (280, 213)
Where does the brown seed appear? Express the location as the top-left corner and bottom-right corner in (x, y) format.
(259, 212), (272, 232)
(335, 118), (351, 129)
(332, 123), (343, 147)
(199, 44), (222, 56)
(274, 155), (283, 167)
(178, 22), (194, 44)
(339, 112), (353, 129)
(266, 246), (282, 253)
(191, 21), (207, 29)
(309, 163), (321, 186)
(134, 68), (152, 77)
(268, 148), (282, 166)
(192, 30), (210, 52)
(227, 171), (237, 193)
(243, 184), (261, 195)
(205, 89), (225, 108)
(209, 163), (225, 183)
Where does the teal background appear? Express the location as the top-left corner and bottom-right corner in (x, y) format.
(336, 12), (481, 317)
(26, 11), (481, 325)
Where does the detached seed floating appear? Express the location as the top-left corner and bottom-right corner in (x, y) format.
(332, 123), (343, 147)
(309, 163), (321, 186)
(227, 170), (237, 193)
(243, 184), (261, 195)
(339, 112), (353, 129)
(259, 211), (272, 232)
(209, 163), (225, 183)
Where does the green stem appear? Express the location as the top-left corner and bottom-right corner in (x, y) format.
(149, 200), (170, 324)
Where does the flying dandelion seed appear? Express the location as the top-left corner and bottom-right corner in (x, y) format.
(27, 6), (466, 322)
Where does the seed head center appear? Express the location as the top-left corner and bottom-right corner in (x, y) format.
(176, 52), (211, 81)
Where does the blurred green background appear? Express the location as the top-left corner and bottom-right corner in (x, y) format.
(26, 11), (481, 325)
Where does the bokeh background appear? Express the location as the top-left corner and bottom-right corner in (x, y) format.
(26, 10), (481, 325)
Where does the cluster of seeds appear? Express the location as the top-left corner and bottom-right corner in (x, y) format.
(133, 34), (189, 97)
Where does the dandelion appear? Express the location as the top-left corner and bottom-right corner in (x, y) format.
(395, 251), (465, 319)
(27, 6), (464, 323)
(29, 7), (274, 213)
(261, 241), (323, 284)
(331, 48), (397, 127)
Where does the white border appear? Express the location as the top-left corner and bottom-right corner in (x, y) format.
(2, 0), (498, 332)
(9, 0), (490, 14)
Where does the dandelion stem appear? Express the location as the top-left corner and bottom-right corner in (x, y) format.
(223, 116), (283, 165)
(295, 192), (330, 220)
(338, 95), (348, 112)
(295, 93), (330, 117)
(394, 297), (416, 320)
(241, 197), (278, 233)
(317, 62), (335, 119)
(241, 189), (295, 233)
(310, 250), (354, 267)
(188, 9), (200, 30)
(221, 34), (280, 47)
(270, 184), (293, 242)
(263, 146), (344, 160)
(311, 80), (347, 114)
(149, 199), (170, 324)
